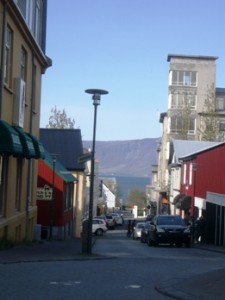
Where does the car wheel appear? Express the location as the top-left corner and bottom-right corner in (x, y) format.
(185, 241), (191, 248)
(147, 237), (152, 247)
(153, 237), (158, 247)
(95, 228), (103, 236)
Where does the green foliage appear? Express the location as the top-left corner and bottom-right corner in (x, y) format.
(126, 188), (147, 209)
(46, 106), (75, 129)
(198, 86), (223, 141)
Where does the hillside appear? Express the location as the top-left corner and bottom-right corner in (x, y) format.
(83, 138), (160, 177)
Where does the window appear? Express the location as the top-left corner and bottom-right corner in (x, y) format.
(170, 94), (196, 109)
(170, 115), (196, 134)
(20, 47), (27, 81)
(219, 121), (225, 131)
(64, 183), (73, 210)
(182, 163), (187, 185)
(170, 70), (197, 86)
(14, 0), (43, 46)
(216, 97), (225, 111)
(4, 26), (13, 87)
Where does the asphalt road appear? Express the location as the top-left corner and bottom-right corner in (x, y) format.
(1, 228), (225, 300)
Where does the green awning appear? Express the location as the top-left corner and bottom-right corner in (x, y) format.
(44, 151), (77, 183)
(27, 133), (45, 159)
(0, 120), (23, 157)
(13, 126), (36, 159)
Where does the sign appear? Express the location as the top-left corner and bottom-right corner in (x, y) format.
(77, 152), (92, 163)
(37, 185), (53, 200)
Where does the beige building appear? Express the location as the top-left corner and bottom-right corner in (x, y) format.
(0, 0), (51, 241)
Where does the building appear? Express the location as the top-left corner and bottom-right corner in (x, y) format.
(37, 151), (76, 240)
(0, 0), (51, 241)
(179, 142), (225, 245)
(40, 128), (86, 238)
(152, 54), (225, 214)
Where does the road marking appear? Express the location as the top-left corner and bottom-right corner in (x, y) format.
(50, 281), (81, 286)
(125, 284), (142, 289)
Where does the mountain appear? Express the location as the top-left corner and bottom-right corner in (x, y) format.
(83, 138), (160, 177)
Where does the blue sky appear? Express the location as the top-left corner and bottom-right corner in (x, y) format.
(41, 0), (225, 141)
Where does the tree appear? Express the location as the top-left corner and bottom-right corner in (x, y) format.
(46, 106), (75, 129)
(198, 85), (223, 141)
(127, 188), (147, 210)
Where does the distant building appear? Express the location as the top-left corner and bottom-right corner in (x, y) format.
(102, 183), (116, 209)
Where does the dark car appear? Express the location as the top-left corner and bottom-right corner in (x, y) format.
(146, 215), (191, 247)
(140, 221), (151, 243)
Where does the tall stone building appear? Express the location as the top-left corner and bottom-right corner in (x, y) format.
(152, 54), (225, 214)
(0, 0), (51, 241)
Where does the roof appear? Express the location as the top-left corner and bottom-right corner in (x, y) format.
(167, 54), (218, 62)
(42, 150), (76, 183)
(216, 88), (225, 95)
(172, 139), (222, 164)
(40, 128), (85, 171)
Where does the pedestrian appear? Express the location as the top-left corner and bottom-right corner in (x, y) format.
(127, 220), (132, 237)
(195, 216), (206, 243)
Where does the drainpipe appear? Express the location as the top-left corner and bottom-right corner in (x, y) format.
(25, 52), (36, 240)
(0, 0), (7, 119)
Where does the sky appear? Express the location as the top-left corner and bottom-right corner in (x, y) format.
(41, 0), (225, 141)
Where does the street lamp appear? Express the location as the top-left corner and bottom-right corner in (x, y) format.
(85, 88), (108, 254)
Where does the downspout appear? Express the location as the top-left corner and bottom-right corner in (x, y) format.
(0, 0), (7, 119)
(25, 52), (35, 240)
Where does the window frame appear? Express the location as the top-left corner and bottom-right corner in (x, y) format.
(170, 70), (197, 87)
(4, 25), (13, 87)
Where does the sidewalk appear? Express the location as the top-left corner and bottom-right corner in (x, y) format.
(156, 243), (225, 300)
(1, 239), (225, 299)
(0, 238), (86, 263)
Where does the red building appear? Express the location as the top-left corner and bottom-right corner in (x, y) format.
(179, 142), (225, 245)
(37, 151), (76, 240)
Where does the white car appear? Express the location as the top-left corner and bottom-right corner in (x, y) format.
(92, 219), (108, 236)
(132, 222), (146, 240)
(110, 213), (124, 225)
(82, 219), (108, 236)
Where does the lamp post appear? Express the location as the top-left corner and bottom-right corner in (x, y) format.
(85, 88), (108, 254)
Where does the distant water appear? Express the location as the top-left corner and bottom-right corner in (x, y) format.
(100, 174), (150, 203)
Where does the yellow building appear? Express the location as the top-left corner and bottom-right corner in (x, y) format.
(0, 0), (51, 242)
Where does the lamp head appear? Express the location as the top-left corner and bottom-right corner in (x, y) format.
(85, 89), (108, 106)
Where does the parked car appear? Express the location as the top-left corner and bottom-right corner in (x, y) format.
(110, 213), (124, 225)
(105, 214), (116, 229)
(132, 222), (145, 240)
(82, 219), (108, 236)
(146, 215), (191, 247)
(93, 216), (108, 226)
(140, 221), (151, 243)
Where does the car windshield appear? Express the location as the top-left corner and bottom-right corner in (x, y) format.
(136, 223), (145, 228)
(157, 216), (185, 226)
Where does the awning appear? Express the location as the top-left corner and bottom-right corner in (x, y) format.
(13, 126), (36, 159)
(173, 194), (184, 205)
(43, 151), (77, 183)
(27, 133), (45, 159)
(0, 120), (23, 157)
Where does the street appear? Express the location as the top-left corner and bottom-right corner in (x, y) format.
(1, 227), (225, 300)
